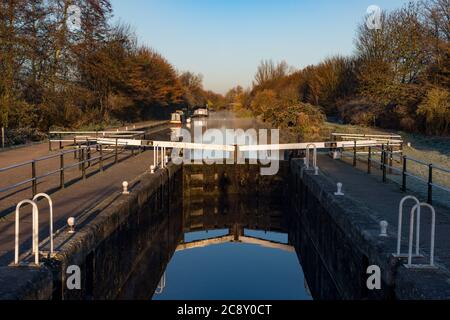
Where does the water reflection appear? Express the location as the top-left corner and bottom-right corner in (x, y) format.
(151, 196), (312, 300)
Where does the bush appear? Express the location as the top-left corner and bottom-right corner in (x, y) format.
(417, 88), (450, 135)
(279, 103), (326, 138)
(2, 127), (47, 147)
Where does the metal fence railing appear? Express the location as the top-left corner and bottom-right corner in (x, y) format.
(0, 141), (135, 201)
(48, 130), (145, 151)
(342, 143), (450, 205)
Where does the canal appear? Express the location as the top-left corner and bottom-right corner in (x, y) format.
(153, 196), (312, 300)
(119, 112), (313, 300)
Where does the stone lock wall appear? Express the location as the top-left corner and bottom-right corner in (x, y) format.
(288, 159), (396, 300)
(49, 164), (183, 300)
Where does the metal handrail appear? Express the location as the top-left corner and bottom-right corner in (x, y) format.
(0, 141), (135, 199)
(344, 142), (449, 205)
(0, 179), (35, 193)
(48, 130), (146, 152)
(49, 130), (145, 135)
(0, 147), (91, 173)
(0, 160), (34, 172)
(332, 132), (402, 139)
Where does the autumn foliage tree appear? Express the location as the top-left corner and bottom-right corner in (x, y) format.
(0, 0), (219, 144)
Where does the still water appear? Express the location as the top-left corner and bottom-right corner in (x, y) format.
(152, 229), (311, 300)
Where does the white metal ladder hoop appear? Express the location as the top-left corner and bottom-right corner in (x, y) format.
(396, 195), (421, 257)
(32, 193), (54, 256)
(15, 200), (39, 266)
(407, 203), (436, 268)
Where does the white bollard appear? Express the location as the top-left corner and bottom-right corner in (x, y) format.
(314, 166), (319, 176)
(67, 217), (76, 234)
(150, 165), (156, 174)
(334, 183), (344, 196)
(165, 155), (169, 165)
(379, 221), (388, 237)
(122, 181), (130, 195)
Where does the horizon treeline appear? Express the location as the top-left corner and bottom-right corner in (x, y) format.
(225, 0), (449, 136)
(0, 0), (220, 133)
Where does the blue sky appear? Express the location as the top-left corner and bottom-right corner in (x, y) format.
(110, 0), (414, 94)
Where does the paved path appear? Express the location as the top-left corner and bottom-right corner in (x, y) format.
(0, 126), (171, 266)
(0, 121), (168, 216)
(318, 154), (450, 272)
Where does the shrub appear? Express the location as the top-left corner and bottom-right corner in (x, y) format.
(417, 88), (450, 135)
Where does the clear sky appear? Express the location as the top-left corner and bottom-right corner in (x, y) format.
(110, 0), (414, 94)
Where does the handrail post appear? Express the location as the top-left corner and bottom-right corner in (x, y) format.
(73, 138), (77, 159)
(78, 143), (82, 170)
(428, 164), (433, 205)
(32, 160), (37, 196)
(402, 156), (407, 192)
(87, 138), (91, 167)
(380, 144), (385, 170)
(81, 148), (86, 180)
(115, 138), (118, 164)
(1, 126), (5, 148)
(48, 132), (52, 151)
(59, 133), (62, 150)
(99, 144), (104, 172)
(389, 146), (393, 174)
(353, 140), (357, 167)
(382, 148), (387, 183)
(367, 146), (372, 174)
(60, 152), (65, 189)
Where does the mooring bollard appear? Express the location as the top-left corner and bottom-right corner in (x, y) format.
(150, 165), (156, 174)
(334, 183), (344, 196)
(379, 221), (388, 237)
(67, 217), (75, 234)
(122, 181), (130, 195)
